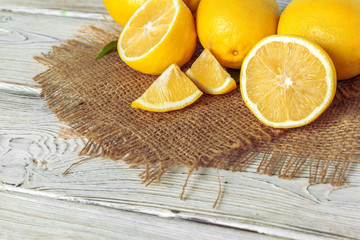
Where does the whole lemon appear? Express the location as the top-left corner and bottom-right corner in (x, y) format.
(103, 0), (146, 27)
(278, 0), (360, 80)
(196, 0), (280, 69)
(103, 0), (200, 26)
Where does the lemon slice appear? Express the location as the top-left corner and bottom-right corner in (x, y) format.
(183, 0), (201, 13)
(186, 49), (237, 95)
(240, 35), (337, 128)
(118, 0), (197, 75)
(132, 64), (203, 112)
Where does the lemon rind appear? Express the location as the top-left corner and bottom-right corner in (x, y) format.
(240, 35), (337, 128)
(118, 0), (180, 62)
(132, 90), (203, 112)
(186, 70), (236, 95)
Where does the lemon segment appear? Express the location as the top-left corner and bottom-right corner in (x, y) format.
(118, 0), (197, 75)
(132, 64), (203, 112)
(240, 35), (337, 128)
(186, 49), (237, 95)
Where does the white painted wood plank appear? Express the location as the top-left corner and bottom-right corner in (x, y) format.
(0, 11), (112, 88)
(0, 0), (107, 14)
(1, 1), (359, 239)
(0, 188), (281, 240)
(0, 0), (291, 14)
(0, 89), (359, 240)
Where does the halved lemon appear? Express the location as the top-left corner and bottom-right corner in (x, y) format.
(118, 0), (197, 75)
(186, 49), (237, 95)
(240, 35), (337, 128)
(132, 64), (203, 112)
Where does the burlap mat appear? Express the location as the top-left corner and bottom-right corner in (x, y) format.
(33, 22), (360, 189)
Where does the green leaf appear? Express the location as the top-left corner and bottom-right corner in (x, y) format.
(95, 40), (118, 61)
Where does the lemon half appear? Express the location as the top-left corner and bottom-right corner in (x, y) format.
(240, 35), (337, 128)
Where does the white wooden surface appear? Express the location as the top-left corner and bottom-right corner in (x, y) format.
(1, 1), (360, 239)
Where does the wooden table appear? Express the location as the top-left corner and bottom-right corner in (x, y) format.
(1, 1), (359, 239)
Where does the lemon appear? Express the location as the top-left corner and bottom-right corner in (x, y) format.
(118, 0), (197, 75)
(132, 64), (203, 112)
(196, 0), (280, 69)
(240, 35), (337, 128)
(186, 49), (237, 95)
(103, 0), (200, 26)
(103, 0), (146, 27)
(278, 0), (360, 80)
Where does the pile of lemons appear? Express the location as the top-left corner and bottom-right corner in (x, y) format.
(103, 0), (360, 128)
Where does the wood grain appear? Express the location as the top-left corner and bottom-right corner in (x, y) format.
(1, 188), (283, 240)
(0, 0), (291, 14)
(1, 0), (360, 239)
(0, 0), (107, 14)
(0, 11), (106, 88)
(0, 89), (359, 239)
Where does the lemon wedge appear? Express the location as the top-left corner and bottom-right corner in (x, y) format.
(132, 64), (203, 112)
(186, 49), (237, 95)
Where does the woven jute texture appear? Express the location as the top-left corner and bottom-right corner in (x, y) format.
(33, 22), (360, 187)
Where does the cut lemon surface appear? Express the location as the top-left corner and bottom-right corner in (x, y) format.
(118, 0), (197, 75)
(132, 64), (203, 112)
(240, 35), (337, 128)
(186, 49), (237, 95)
